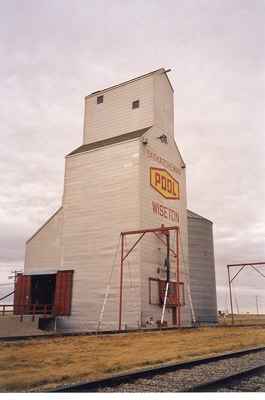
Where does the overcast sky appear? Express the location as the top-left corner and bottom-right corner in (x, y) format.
(1, 0), (264, 312)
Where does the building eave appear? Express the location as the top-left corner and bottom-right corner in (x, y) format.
(187, 209), (213, 224)
(67, 127), (152, 157)
(26, 206), (63, 244)
(85, 67), (173, 98)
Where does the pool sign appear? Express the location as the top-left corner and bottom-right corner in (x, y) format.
(150, 167), (180, 200)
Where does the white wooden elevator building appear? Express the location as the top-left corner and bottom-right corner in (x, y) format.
(18, 68), (217, 331)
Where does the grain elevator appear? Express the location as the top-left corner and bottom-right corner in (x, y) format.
(16, 68), (217, 331)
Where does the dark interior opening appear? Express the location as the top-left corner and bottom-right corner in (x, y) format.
(31, 274), (56, 311)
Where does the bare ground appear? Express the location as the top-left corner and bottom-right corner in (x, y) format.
(1, 326), (265, 392)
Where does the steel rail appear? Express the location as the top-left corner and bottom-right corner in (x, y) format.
(185, 364), (265, 392)
(51, 345), (265, 392)
(0, 325), (197, 342)
(2, 323), (265, 342)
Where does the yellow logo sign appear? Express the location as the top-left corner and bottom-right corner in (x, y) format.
(150, 167), (180, 200)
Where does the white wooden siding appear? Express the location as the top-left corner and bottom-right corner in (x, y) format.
(139, 127), (192, 327)
(59, 140), (141, 331)
(83, 76), (154, 144)
(154, 72), (174, 137)
(24, 208), (63, 273)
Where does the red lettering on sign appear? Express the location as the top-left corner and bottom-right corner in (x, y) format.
(152, 202), (159, 214)
(161, 176), (167, 191)
(155, 172), (161, 186)
(173, 182), (177, 196)
(167, 180), (172, 194)
(151, 201), (179, 223)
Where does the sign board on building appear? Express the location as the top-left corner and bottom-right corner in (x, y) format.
(150, 167), (180, 200)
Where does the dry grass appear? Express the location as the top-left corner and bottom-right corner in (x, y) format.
(219, 314), (265, 326)
(1, 326), (265, 392)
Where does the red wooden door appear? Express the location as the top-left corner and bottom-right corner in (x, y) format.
(14, 274), (31, 314)
(159, 280), (185, 306)
(54, 270), (73, 315)
(159, 280), (177, 306)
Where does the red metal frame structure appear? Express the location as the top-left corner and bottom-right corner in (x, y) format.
(119, 225), (180, 330)
(227, 262), (265, 324)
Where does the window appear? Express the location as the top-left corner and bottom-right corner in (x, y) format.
(97, 95), (104, 104)
(132, 100), (140, 109)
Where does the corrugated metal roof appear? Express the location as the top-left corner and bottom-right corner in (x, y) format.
(187, 209), (213, 224)
(67, 127), (151, 156)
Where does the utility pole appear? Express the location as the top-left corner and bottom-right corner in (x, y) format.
(256, 296), (259, 315)
(8, 269), (22, 291)
(235, 294), (240, 315)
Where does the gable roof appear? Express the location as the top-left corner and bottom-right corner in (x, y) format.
(86, 67), (173, 98)
(67, 127), (151, 156)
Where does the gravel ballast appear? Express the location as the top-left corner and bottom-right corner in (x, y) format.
(99, 349), (265, 392)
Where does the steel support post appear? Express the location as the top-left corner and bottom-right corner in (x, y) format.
(119, 234), (124, 331)
(227, 266), (234, 325)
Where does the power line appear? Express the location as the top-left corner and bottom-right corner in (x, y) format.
(0, 291), (15, 302)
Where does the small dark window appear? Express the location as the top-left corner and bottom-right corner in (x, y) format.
(132, 100), (140, 109)
(97, 95), (104, 104)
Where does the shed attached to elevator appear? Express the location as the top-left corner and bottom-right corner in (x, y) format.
(188, 210), (217, 323)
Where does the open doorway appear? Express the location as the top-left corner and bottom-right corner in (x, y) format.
(14, 270), (73, 316)
(31, 274), (56, 312)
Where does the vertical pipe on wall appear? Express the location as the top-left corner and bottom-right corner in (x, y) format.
(176, 228), (180, 326)
(166, 231), (170, 283)
(119, 234), (124, 330)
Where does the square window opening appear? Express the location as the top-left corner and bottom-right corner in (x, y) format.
(132, 100), (140, 109)
(97, 95), (104, 104)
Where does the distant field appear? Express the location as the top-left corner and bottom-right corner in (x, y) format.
(1, 326), (265, 392)
(219, 313), (265, 326)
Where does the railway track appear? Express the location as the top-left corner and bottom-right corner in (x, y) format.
(52, 345), (265, 392)
(3, 323), (265, 343)
(187, 364), (265, 391)
(0, 325), (196, 342)
(2, 324), (265, 342)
